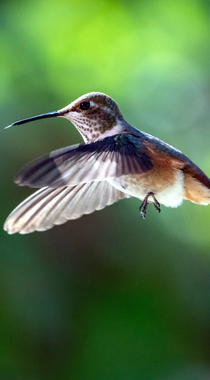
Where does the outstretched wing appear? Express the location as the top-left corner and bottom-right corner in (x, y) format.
(4, 181), (131, 234)
(15, 134), (153, 188)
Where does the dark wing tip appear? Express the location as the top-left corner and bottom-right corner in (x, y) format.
(14, 175), (23, 186)
(13, 155), (65, 188)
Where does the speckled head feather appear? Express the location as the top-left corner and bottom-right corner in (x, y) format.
(69, 92), (123, 116)
(59, 92), (125, 142)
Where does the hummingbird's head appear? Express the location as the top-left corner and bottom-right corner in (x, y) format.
(59, 92), (125, 142)
(6, 92), (126, 142)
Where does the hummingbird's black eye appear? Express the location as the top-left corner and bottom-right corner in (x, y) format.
(80, 101), (90, 111)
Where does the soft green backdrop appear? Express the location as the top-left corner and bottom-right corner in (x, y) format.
(1, 1), (210, 379)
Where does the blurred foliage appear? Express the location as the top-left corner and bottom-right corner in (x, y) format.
(1, 0), (210, 379)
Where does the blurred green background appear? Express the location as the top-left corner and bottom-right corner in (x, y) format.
(1, 0), (210, 379)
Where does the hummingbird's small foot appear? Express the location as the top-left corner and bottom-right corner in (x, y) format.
(139, 192), (161, 219)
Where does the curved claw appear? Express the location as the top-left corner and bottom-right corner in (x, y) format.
(139, 192), (161, 219)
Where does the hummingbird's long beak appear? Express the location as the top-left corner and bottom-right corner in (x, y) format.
(5, 110), (65, 129)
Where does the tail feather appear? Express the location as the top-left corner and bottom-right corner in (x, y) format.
(183, 173), (210, 205)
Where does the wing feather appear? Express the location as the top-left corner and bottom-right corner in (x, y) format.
(14, 134), (153, 188)
(4, 181), (131, 234)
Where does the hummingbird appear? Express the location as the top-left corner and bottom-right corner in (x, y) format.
(4, 92), (210, 234)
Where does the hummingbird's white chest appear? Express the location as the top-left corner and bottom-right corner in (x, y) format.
(108, 169), (184, 208)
